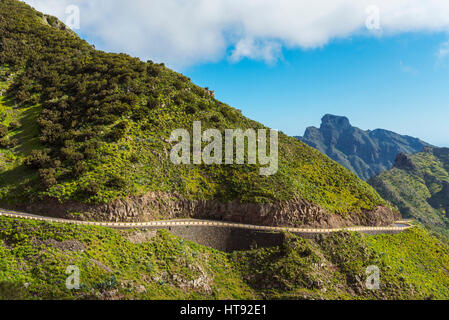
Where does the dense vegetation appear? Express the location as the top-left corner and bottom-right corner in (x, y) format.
(297, 114), (430, 181)
(370, 147), (449, 239)
(0, 0), (388, 217)
(1, 216), (448, 300)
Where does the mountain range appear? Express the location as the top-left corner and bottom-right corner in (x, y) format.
(297, 114), (431, 181)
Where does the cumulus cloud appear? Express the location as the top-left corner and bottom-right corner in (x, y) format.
(230, 38), (283, 63)
(22, 0), (449, 68)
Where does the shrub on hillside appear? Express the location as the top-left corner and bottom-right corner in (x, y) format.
(25, 149), (52, 169)
(8, 120), (20, 130)
(39, 167), (57, 188)
(15, 89), (30, 104)
(0, 124), (8, 138)
(146, 96), (159, 109)
(72, 161), (88, 177)
(106, 121), (128, 142)
(0, 138), (9, 148)
(83, 181), (100, 197)
(8, 138), (18, 147)
(107, 174), (127, 190)
(60, 145), (84, 163)
(0, 137), (17, 149)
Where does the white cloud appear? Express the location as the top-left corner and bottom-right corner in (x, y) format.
(230, 38), (282, 63)
(21, 0), (449, 69)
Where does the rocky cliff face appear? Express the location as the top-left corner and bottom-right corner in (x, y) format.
(9, 192), (400, 228)
(394, 153), (418, 172)
(296, 115), (431, 180)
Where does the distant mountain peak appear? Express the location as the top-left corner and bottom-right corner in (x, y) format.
(320, 114), (352, 130)
(297, 115), (432, 180)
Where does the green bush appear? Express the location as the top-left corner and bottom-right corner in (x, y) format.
(39, 168), (57, 187)
(15, 89), (30, 104)
(72, 161), (88, 177)
(83, 181), (100, 196)
(0, 137), (17, 149)
(107, 175), (127, 190)
(107, 121), (129, 142)
(8, 120), (20, 130)
(146, 96), (159, 109)
(60, 145), (84, 163)
(0, 124), (8, 138)
(25, 149), (52, 169)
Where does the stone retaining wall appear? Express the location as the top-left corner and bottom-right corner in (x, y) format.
(134, 225), (406, 252)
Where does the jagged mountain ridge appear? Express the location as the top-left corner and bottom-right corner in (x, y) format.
(296, 114), (431, 180)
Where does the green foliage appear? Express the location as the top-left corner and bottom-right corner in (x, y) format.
(25, 149), (52, 169)
(38, 168), (57, 188)
(365, 226), (449, 298)
(106, 121), (129, 142)
(0, 125), (7, 138)
(8, 120), (20, 131)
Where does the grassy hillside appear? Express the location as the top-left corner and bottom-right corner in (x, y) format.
(1, 216), (448, 300)
(370, 148), (449, 238)
(0, 0), (388, 218)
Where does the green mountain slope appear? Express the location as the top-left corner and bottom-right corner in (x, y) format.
(0, 0), (391, 225)
(1, 216), (448, 300)
(369, 147), (449, 238)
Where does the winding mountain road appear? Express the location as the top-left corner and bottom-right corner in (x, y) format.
(0, 208), (413, 234)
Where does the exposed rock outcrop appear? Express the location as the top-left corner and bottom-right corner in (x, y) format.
(394, 153), (417, 172)
(9, 192), (399, 228)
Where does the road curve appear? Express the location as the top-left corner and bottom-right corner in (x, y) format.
(0, 208), (413, 234)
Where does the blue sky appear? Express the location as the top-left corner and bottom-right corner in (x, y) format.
(184, 33), (449, 146)
(23, 0), (449, 146)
